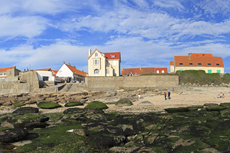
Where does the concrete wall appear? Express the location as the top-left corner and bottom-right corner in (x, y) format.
(19, 71), (39, 90)
(86, 75), (179, 90)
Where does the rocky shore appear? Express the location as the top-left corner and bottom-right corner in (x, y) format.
(1, 86), (230, 152)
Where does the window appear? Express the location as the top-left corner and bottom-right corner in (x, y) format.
(162, 70), (165, 73)
(95, 53), (98, 58)
(179, 63), (183, 65)
(208, 70), (212, 73)
(111, 55), (116, 58)
(208, 63), (211, 65)
(179, 69), (183, 71)
(3, 73), (6, 76)
(43, 76), (49, 81)
(217, 70), (221, 73)
(189, 63), (193, 65)
(94, 69), (99, 74)
(198, 63), (202, 65)
(93, 59), (99, 65)
(107, 62), (110, 67)
(216, 63), (220, 66)
(157, 70), (159, 73)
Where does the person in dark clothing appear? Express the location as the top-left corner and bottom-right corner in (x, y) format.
(168, 92), (171, 100)
(164, 92), (167, 100)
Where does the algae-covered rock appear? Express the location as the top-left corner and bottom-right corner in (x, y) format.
(63, 108), (85, 114)
(203, 103), (219, 106)
(165, 107), (189, 113)
(37, 102), (61, 109)
(13, 107), (39, 115)
(115, 99), (133, 106)
(187, 105), (203, 111)
(84, 101), (108, 109)
(205, 106), (227, 111)
(0, 128), (28, 143)
(65, 102), (84, 107)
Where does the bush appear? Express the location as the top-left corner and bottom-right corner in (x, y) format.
(65, 102), (83, 107)
(37, 102), (62, 109)
(84, 101), (108, 109)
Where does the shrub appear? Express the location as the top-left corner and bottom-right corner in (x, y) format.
(37, 102), (62, 109)
(84, 101), (108, 109)
(65, 102), (83, 107)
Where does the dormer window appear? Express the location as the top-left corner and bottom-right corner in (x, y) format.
(111, 55), (116, 58)
(179, 63), (183, 65)
(189, 63), (193, 65)
(216, 63), (220, 66)
(95, 53), (98, 58)
(208, 63), (211, 65)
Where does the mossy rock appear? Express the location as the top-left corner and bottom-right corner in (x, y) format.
(203, 103), (219, 106)
(187, 105), (203, 111)
(13, 107), (39, 115)
(13, 102), (25, 108)
(115, 99), (133, 106)
(63, 108), (85, 114)
(37, 102), (61, 109)
(205, 106), (227, 111)
(165, 107), (189, 113)
(65, 102), (83, 107)
(219, 103), (230, 107)
(84, 101), (108, 109)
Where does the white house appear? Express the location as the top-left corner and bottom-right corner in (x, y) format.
(34, 68), (60, 82)
(56, 62), (87, 82)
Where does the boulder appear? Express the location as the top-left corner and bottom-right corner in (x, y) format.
(0, 128), (28, 143)
(63, 108), (85, 114)
(115, 99), (133, 106)
(13, 107), (39, 115)
(165, 107), (189, 113)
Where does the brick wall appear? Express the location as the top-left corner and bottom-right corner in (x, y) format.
(86, 75), (179, 89)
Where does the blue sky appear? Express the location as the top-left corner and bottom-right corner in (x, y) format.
(1, 0), (230, 72)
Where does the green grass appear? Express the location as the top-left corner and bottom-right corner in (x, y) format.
(176, 70), (222, 85)
(84, 101), (108, 109)
(13, 102), (25, 108)
(64, 102), (83, 107)
(37, 102), (62, 109)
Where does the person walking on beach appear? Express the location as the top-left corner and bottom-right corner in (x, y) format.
(164, 92), (167, 100)
(168, 91), (171, 100)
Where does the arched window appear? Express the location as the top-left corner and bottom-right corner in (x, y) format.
(95, 53), (98, 58)
(94, 69), (99, 74)
(162, 70), (165, 73)
(157, 70), (159, 73)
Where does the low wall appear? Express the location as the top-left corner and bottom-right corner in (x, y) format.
(0, 83), (30, 95)
(86, 75), (179, 90)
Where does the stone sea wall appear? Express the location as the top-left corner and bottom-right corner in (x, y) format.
(86, 75), (179, 90)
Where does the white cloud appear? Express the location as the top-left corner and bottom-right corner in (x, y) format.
(0, 15), (48, 38)
(153, 0), (184, 10)
(197, 0), (230, 16)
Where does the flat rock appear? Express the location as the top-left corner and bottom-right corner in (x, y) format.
(137, 101), (153, 106)
(13, 107), (39, 115)
(0, 128), (28, 143)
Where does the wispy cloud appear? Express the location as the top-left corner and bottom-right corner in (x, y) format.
(153, 0), (184, 10)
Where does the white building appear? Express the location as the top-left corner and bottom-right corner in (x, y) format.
(56, 62), (87, 82)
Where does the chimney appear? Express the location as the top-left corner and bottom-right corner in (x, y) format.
(68, 63), (70, 65)
(188, 53), (191, 59)
(63, 61), (65, 65)
(73, 65), (76, 68)
(88, 48), (91, 56)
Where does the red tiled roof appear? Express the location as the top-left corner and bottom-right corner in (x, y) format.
(155, 68), (167, 73)
(65, 64), (88, 77)
(34, 68), (51, 71)
(190, 53), (213, 57)
(170, 61), (174, 65)
(104, 52), (120, 60)
(51, 70), (59, 77)
(0, 66), (14, 73)
(174, 56), (224, 67)
(88, 49), (121, 60)
(121, 68), (142, 75)
(122, 67), (167, 75)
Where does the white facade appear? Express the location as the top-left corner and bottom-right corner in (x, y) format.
(36, 71), (55, 81)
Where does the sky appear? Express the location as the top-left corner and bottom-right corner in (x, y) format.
(1, 0), (230, 72)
